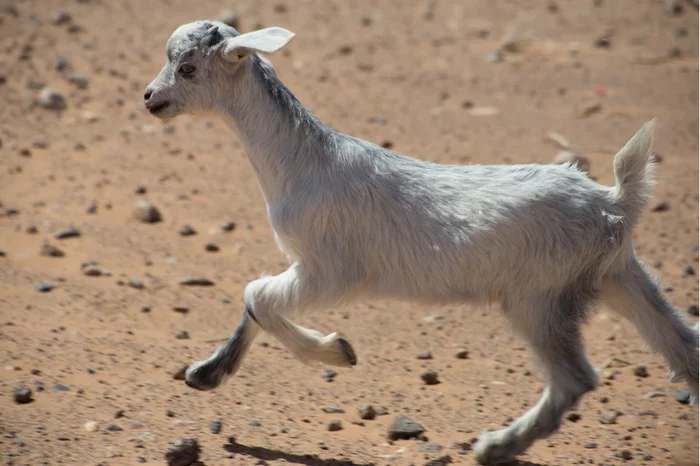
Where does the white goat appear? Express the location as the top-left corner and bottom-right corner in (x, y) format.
(145, 21), (698, 464)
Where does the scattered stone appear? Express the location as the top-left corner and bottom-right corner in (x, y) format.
(584, 442), (598, 449)
(220, 221), (236, 232)
(84, 421), (98, 432)
(56, 56), (69, 71)
(127, 278), (145, 290)
(675, 388), (691, 405)
(617, 449), (633, 461)
(205, 243), (220, 252)
(14, 384), (33, 404)
(321, 369), (337, 380)
(165, 438), (200, 466)
(133, 201), (162, 223)
(327, 420), (343, 431)
(134, 185), (147, 195)
(34, 283), (54, 293)
(358, 404), (376, 420)
(51, 11), (71, 25)
(178, 277), (214, 286)
(210, 421), (222, 434)
(552, 150), (591, 174)
(684, 265), (695, 276)
(115, 409), (125, 418)
(67, 73), (89, 90)
(566, 412), (581, 422)
(455, 349), (469, 359)
(26, 224), (39, 234)
(52, 384), (70, 392)
(218, 9), (240, 29)
(175, 331), (190, 340)
(487, 50), (503, 63)
(574, 101), (602, 118)
(599, 410), (621, 425)
(166, 410), (176, 417)
(172, 365), (188, 380)
(172, 307), (189, 314)
(179, 224), (197, 236)
(633, 365), (649, 378)
(54, 226), (80, 239)
(249, 420), (261, 427)
(381, 140), (393, 149)
(645, 392), (665, 399)
(38, 88), (67, 110)
(419, 442), (442, 452)
(86, 201), (98, 214)
(687, 305), (699, 316)
(83, 265), (110, 277)
(40, 241), (64, 257)
(105, 424), (123, 432)
(650, 201), (670, 212)
(322, 406), (345, 414)
(425, 455), (452, 466)
(388, 416), (425, 440)
(604, 357), (631, 368)
(137, 432), (158, 442)
(420, 369), (440, 385)
(417, 350), (433, 360)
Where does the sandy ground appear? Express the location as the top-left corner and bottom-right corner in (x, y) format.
(1, 0), (699, 465)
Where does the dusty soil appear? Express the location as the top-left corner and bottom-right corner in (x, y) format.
(1, 0), (698, 465)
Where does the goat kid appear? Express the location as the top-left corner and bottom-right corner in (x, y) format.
(145, 21), (699, 465)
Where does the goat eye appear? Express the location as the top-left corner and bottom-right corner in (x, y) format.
(179, 64), (196, 75)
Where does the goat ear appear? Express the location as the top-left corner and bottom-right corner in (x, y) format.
(221, 27), (295, 62)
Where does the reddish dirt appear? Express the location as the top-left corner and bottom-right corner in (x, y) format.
(1, 1), (698, 465)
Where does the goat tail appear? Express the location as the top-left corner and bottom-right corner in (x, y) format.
(611, 119), (655, 225)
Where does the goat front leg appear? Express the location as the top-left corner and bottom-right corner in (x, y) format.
(243, 264), (357, 367)
(185, 264), (356, 391)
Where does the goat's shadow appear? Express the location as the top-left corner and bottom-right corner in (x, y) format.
(223, 438), (550, 466)
(223, 438), (375, 466)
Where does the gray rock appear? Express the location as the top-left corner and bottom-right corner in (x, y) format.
(675, 388), (692, 405)
(321, 369), (337, 380)
(67, 73), (89, 90)
(417, 350), (433, 360)
(40, 242), (64, 257)
(425, 455), (452, 466)
(633, 365), (649, 378)
(322, 406), (345, 414)
(133, 201), (162, 223)
(34, 283), (54, 293)
(52, 384), (70, 392)
(488, 50), (503, 63)
(210, 421), (222, 434)
(584, 442), (597, 449)
(220, 221), (236, 232)
(165, 438), (200, 466)
(599, 410), (621, 425)
(178, 224), (197, 236)
(327, 420), (343, 431)
(127, 277), (145, 289)
(418, 442), (442, 452)
(54, 226), (80, 239)
(175, 331), (190, 340)
(249, 420), (261, 427)
(83, 265), (110, 277)
(38, 88), (66, 110)
(420, 370), (440, 385)
(105, 424), (123, 432)
(178, 277), (214, 286)
(14, 384), (33, 404)
(56, 56), (69, 71)
(358, 404), (376, 420)
(388, 416), (425, 440)
(51, 11), (71, 25)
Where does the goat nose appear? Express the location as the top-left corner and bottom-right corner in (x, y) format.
(144, 89), (153, 101)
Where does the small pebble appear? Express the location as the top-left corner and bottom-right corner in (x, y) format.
(675, 388), (692, 405)
(417, 350), (433, 360)
(34, 283), (54, 293)
(210, 421), (222, 434)
(358, 404), (376, 420)
(52, 384), (70, 392)
(84, 421), (98, 432)
(67, 73), (88, 90)
(455, 349), (469, 359)
(321, 369), (337, 380)
(178, 277), (214, 286)
(220, 221), (236, 232)
(127, 278), (145, 290)
(179, 224), (197, 236)
(38, 88), (66, 110)
(327, 420), (343, 432)
(165, 438), (200, 466)
(40, 242), (64, 257)
(420, 369), (440, 385)
(322, 406), (345, 414)
(133, 200), (162, 223)
(387, 416), (425, 440)
(175, 331), (190, 340)
(487, 50), (503, 63)
(566, 412), (581, 422)
(51, 11), (71, 25)
(633, 365), (649, 378)
(599, 410), (620, 425)
(54, 226), (80, 239)
(14, 384), (33, 404)
(204, 243), (220, 252)
(650, 201), (670, 212)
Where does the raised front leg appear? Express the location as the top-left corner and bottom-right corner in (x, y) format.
(185, 263), (356, 391)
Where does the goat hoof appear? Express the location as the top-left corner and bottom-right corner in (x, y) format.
(184, 360), (224, 391)
(337, 337), (357, 366)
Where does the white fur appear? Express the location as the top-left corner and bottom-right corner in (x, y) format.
(145, 22), (699, 465)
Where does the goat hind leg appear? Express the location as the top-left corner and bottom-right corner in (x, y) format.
(474, 298), (598, 464)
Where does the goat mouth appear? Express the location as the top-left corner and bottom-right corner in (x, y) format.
(146, 101), (171, 114)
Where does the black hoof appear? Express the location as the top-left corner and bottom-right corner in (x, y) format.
(338, 338), (357, 366)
